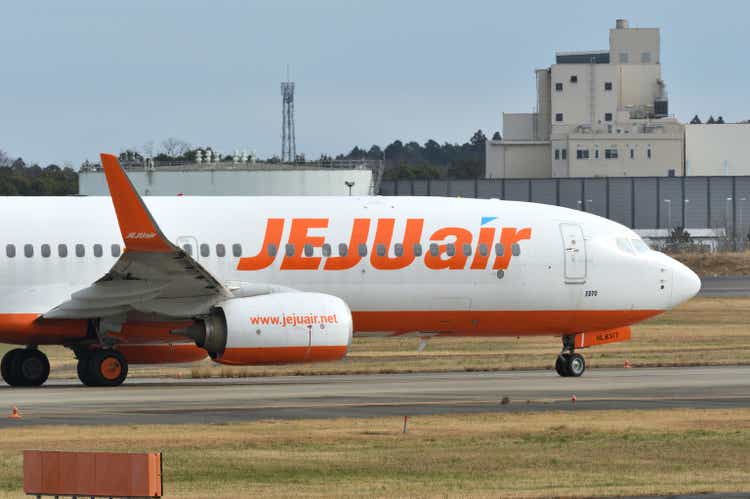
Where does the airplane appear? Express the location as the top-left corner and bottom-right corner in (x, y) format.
(0, 154), (700, 387)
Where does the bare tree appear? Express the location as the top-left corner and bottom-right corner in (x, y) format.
(0, 149), (10, 166)
(160, 137), (190, 158)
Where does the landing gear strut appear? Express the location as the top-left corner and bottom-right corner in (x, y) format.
(555, 335), (586, 377)
(1, 348), (50, 387)
(76, 349), (128, 387)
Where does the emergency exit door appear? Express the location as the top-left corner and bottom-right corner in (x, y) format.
(560, 224), (586, 283)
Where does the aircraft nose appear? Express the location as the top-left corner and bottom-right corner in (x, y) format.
(671, 259), (701, 307)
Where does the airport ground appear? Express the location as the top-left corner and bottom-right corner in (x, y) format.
(1, 274), (750, 497)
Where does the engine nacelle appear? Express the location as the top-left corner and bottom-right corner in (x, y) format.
(186, 292), (353, 366)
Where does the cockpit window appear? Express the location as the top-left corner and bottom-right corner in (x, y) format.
(616, 237), (635, 254)
(631, 239), (650, 253)
(630, 239), (651, 253)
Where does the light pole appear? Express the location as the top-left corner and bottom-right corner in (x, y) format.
(726, 197), (733, 231)
(663, 199), (672, 228)
(345, 181), (355, 196)
(684, 199), (690, 228)
(740, 197), (747, 228)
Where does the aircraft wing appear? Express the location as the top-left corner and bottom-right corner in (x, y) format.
(43, 153), (234, 320)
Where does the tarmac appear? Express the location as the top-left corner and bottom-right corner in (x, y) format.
(699, 276), (750, 296)
(1, 365), (749, 427)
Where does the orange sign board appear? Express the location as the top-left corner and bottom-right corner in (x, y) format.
(574, 326), (632, 349)
(23, 450), (162, 497)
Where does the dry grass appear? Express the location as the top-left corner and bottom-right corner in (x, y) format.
(0, 409), (748, 498)
(672, 250), (750, 277)
(3, 297), (750, 380)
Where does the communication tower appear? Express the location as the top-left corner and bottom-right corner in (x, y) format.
(280, 66), (296, 163)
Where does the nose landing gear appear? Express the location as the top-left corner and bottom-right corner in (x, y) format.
(555, 335), (586, 377)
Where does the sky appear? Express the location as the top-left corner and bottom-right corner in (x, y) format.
(1, 1), (748, 166)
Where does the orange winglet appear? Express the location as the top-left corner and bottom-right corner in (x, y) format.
(100, 153), (173, 253)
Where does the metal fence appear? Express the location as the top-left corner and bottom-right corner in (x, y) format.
(379, 176), (750, 248)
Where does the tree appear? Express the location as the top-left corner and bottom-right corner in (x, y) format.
(716, 116), (725, 124)
(689, 115), (702, 124)
(706, 116), (716, 124)
(491, 131), (502, 141)
(469, 129), (487, 147)
(160, 137), (190, 158)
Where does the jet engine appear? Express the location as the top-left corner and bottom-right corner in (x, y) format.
(182, 292), (353, 365)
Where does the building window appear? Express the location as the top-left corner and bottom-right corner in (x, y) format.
(576, 149), (590, 160)
(641, 52), (652, 63)
(554, 149), (560, 160)
(668, 169), (675, 177)
(647, 147), (652, 159)
(604, 113), (613, 122)
(555, 82), (563, 91)
(619, 52), (629, 63)
(630, 148), (635, 159)
(561, 149), (567, 160)
(555, 113), (563, 122)
(604, 82), (613, 91)
(570, 75), (578, 83)
(605, 148), (618, 159)
(594, 149), (600, 159)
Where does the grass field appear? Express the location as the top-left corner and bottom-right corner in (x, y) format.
(2, 296), (750, 379)
(0, 409), (749, 498)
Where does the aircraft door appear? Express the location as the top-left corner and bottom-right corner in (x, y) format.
(176, 236), (200, 260)
(560, 224), (586, 284)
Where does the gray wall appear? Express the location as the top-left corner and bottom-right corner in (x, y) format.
(380, 176), (750, 245)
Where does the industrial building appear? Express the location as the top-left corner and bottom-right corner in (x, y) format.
(486, 19), (684, 179)
(685, 123), (750, 176)
(79, 159), (380, 197)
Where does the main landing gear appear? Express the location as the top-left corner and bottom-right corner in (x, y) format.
(76, 349), (128, 387)
(555, 335), (586, 377)
(1, 348), (50, 387)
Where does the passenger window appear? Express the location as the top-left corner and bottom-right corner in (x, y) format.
(182, 244), (193, 256)
(24, 244), (33, 258)
(394, 243), (404, 257)
(358, 244), (367, 257)
(111, 244), (121, 257)
(267, 244), (278, 257)
(429, 243), (439, 256)
(479, 243), (488, 257)
(232, 244), (242, 257)
(93, 244), (103, 258)
(413, 243), (423, 257)
(6, 244), (15, 258)
(511, 243), (520, 256)
(322, 243), (332, 257)
(304, 244), (314, 257)
(495, 243), (504, 257)
(58, 244), (68, 258)
(376, 244), (386, 257)
(285, 244), (295, 257)
(216, 244), (226, 258)
(446, 243), (455, 257)
(463, 243), (472, 256)
(200, 244), (210, 257)
(76, 244), (85, 257)
(338, 243), (348, 257)
(41, 244), (51, 258)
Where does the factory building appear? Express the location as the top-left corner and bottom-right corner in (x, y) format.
(685, 123), (750, 176)
(79, 160), (379, 197)
(486, 19), (684, 178)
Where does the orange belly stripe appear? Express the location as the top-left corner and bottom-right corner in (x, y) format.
(217, 345), (348, 365)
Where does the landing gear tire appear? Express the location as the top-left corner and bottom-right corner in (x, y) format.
(555, 355), (570, 377)
(566, 353), (586, 377)
(1, 348), (50, 387)
(77, 350), (128, 387)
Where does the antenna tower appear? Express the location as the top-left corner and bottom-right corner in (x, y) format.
(280, 66), (296, 163)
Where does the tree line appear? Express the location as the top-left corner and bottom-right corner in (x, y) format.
(0, 151), (77, 195)
(0, 129), (496, 195)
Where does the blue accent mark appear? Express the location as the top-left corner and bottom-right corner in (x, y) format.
(481, 216), (497, 226)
